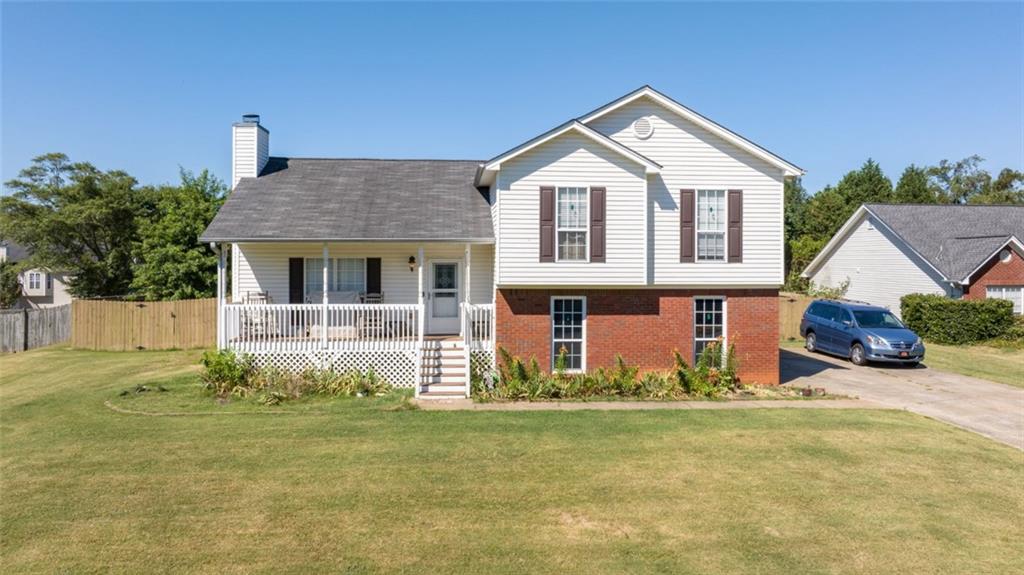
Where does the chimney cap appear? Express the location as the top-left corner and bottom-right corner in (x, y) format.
(241, 114), (260, 124)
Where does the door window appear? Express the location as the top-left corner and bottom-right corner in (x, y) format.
(432, 263), (458, 318)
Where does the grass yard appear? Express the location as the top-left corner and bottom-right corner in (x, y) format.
(2, 347), (1022, 574)
(780, 337), (1024, 388)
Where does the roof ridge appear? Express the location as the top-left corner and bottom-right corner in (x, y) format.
(867, 202), (1024, 208)
(268, 156), (484, 163)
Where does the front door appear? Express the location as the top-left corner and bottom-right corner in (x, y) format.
(428, 261), (461, 334)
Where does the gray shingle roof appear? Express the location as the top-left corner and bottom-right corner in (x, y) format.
(201, 158), (493, 243)
(0, 239), (30, 262)
(865, 203), (1024, 281)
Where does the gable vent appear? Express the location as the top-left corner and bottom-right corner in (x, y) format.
(632, 117), (654, 139)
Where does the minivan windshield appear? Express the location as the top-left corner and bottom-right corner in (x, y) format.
(852, 309), (904, 329)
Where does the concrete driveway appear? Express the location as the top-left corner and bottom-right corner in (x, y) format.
(781, 347), (1024, 449)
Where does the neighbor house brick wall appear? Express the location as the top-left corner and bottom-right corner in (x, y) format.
(495, 288), (780, 385)
(962, 248), (1024, 300)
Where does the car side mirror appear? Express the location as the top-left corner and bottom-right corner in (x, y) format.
(842, 320), (853, 328)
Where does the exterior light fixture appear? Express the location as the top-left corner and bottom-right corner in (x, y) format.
(408, 256), (416, 272)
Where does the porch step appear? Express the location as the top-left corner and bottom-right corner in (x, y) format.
(418, 390), (467, 399)
(419, 383), (466, 394)
(419, 339), (468, 398)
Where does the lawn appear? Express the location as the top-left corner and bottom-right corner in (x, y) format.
(2, 348), (1022, 574)
(780, 337), (1024, 388)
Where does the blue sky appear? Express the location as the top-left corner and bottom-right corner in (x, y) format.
(2, 2), (1021, 194)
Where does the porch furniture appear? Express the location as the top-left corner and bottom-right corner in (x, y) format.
(241, 291), (277, 337)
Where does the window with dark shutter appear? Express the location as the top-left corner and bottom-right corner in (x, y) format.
(728, 190), (742, 263)
(590, 187), (606, 262)
(539, 186), (555, 262)
(680, 189), (695, 263)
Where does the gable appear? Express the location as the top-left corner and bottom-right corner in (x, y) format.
(585, 95), (786, 180)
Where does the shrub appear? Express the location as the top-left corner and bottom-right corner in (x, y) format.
(901, 294), (1014, 344)
(200, 349), (256, 397)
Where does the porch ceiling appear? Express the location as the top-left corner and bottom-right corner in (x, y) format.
(201, 158), (494, 243)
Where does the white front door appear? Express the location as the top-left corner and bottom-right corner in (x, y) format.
(427, 261), (461, 334)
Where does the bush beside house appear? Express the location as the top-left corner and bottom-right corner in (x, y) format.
(901, 294), (1014, 344)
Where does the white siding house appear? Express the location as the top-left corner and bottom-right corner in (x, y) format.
(805, 213), (954, 316)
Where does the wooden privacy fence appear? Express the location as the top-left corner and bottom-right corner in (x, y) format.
(72, 298), (215, 351)
(0, 305), (71, 353)
(779, 292), (814, 341)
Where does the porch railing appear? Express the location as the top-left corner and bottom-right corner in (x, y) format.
(461, 303), (495, 397)
(224, 303), (422, 354)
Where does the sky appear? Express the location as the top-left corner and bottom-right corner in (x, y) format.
(2, 2), (1021, 194)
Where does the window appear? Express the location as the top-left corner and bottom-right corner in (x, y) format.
(694, 297), (725, 361)
(27, 272), (40, 290)
(987, 285), (1023, 315)
(552, 297), (585, 371)
(45, 274), (52, 290)
(556, 187), (588, 261)
(696, 190), (726, 261)
(304, 258), (366, 297)
(852, 309), (904, 328)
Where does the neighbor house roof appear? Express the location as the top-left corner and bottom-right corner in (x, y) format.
(802, 203), (1024, 284)
(200, 158), (494, 243)
(0, 240), (30, 263)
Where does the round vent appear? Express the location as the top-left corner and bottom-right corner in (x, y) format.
(999, 249), (1012, 263)
(632, 117), (654, 139)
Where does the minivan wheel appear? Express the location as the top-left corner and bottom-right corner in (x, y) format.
(850, 343), (867, 366)
(805, 332), (817, 352)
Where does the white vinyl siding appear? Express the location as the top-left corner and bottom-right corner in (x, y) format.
(585, 97), (785, 286)
(496, 132), (646, 285)
(234, 242), (494, 305)
(806, 215), (954, 317)
(231, 123), (269, 189)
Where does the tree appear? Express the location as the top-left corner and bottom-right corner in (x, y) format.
(130, 169), (227, 300)
(802, 186), (850, 240)
(784, 177), (809, 240)
(0, 260), (21, 309)
(893, 165), (935, 203)
(833, 158), (893, 208)
(926, 155), (991, 204)
(0, 153), (153, 298)
(969, 168), (1024, 204)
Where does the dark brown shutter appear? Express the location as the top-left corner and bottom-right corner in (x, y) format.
(366, 257), (382, 294)
(728, 189), (743, 263)
(539, 186), (555, 262)
(288, 258), (304, 303)
(680, 189), (695, 263)
(590, 187), (606, 262)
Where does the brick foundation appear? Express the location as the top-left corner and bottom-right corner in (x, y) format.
(495, 288), (780, 385)
(962, 248), (1024, 300)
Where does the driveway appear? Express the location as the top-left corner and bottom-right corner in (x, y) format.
(781, 347), (1024, 449)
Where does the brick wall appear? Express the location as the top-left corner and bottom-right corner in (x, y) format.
(495, 288), (780, 385)
(962, 247), (1024, 300)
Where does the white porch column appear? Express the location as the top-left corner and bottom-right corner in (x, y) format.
(215, 242), (226, 350)
(415, 246), (426, 396)
(464, 243), (471, 304)
(321, 243), (329, 351)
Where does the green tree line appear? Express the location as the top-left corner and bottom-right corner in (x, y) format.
(785, 156), (1023, 290)
(0, 153), (226, 303)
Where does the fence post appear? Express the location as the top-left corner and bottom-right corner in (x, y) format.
(21, 309), (28, 352)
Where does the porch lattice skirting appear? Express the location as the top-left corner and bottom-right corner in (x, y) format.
(247, 350), (420, 388)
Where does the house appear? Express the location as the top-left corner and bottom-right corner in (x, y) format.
(200, 86), (803, 397)
(801, 204), (1024, 317)
(0, 240), (73, 309)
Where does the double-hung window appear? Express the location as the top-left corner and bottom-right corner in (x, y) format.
(305, 258), (366, 297)
(987, 285), (1023, 315)
(556, 187), (588, 261)
(27, 272), (40, 290)
(694, 297), (725, 362)
(696, 190), (726, 261)
(551, 297), (585, 371)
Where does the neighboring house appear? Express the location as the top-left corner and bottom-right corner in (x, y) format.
(201, 86), (803, 397)
(802, 204), (1024, 317)
(0, 240), (74, 309)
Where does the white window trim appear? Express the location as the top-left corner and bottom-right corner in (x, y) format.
(554, 186), (590, 263)
(693, 295), (727, 362)
(551, 295), (587, 372)
(986, 285), (1024, 315)
(27, 272), (40, 290)
(695, 189), (728, 264)
(303, 257), (368, 300)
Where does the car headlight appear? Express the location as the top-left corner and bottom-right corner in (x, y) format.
(914, 337), (923, 347)
(865, 335), (888, 347)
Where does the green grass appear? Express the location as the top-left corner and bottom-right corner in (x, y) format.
(2, 347), (1022, 574)
(780, 337), (1024, 388)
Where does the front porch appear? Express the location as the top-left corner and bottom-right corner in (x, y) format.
(213, 241), (496, 396)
